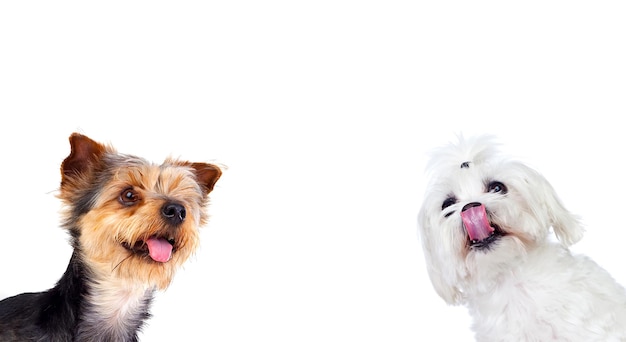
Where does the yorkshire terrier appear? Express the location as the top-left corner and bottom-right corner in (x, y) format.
(0, 133), (222, 341)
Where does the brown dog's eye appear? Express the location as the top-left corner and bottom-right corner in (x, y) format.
(120, 188), (141, 206)
(488, 181), (507, 194)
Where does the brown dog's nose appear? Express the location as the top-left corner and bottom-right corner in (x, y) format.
(161, 202), (186, 225)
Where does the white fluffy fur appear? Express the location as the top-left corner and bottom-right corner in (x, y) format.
(417, 135), (626, 341)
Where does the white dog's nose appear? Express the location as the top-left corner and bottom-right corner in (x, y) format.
(462, 202), (482, 212)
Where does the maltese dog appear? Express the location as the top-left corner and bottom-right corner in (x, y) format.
(417, 135), (626, 341)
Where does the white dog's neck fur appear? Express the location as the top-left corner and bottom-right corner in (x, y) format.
(466, 242), (626, 341)
(418, 135), (626, 341)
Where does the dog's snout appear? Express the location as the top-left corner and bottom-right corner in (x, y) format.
(161, 202), (186, 225)
(462, 202), (482, 212)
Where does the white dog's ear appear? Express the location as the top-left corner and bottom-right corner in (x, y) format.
(417, 208), (464, 305)
(516, 163), (585, 246)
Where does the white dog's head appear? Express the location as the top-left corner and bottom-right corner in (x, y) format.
(417, 135), (584, 305)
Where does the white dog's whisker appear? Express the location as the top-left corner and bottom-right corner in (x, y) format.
(418, 134), (626, 341)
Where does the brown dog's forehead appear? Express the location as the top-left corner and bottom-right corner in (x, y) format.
(112, 162), (202, 195)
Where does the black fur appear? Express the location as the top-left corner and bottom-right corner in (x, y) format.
(0, 134), (218, 341)
(0, 250), (153, 342)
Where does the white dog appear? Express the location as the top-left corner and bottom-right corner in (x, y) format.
(417, 135), (626, 341)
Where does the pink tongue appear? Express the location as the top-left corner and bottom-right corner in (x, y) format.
(145, 237), (173, 263)
(460, 204), (495, 242)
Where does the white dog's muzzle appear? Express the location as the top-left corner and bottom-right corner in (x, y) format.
(460, 202), (502, 250)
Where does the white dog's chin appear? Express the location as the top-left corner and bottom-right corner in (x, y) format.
(418, 135), (626, 341)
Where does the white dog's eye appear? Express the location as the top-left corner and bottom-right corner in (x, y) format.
(442, 197), (456, 210)
(487, 181), (507, 194)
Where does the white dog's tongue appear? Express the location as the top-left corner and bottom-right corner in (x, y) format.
(146, 237), (173, 263)
(460, 204), (494, 242)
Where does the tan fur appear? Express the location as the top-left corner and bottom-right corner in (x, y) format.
(0, 133), (222, 341)
(59, 133), (222, 290)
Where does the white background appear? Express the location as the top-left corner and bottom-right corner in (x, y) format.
(1, 1), (625, 341)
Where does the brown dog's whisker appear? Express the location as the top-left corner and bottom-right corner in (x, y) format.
(0, 132), (222, 341)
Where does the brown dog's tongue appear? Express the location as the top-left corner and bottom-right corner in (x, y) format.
(145, 237), (173, 262)
(460, 204), (494, 242)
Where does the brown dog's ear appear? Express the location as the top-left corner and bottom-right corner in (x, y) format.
(61, 133), (108, 186)
(189, 162), (222, 195)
